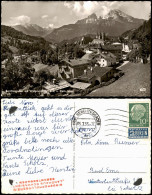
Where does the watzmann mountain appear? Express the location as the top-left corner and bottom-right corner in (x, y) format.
(44, 9), (144, 42)
(11, 9), (145, 43)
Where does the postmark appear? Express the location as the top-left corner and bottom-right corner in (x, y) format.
(71, 108), (101, 139)
(128, 128), (148, 139)
(129, 103), (149, 127)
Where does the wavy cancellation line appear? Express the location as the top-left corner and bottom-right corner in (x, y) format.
(105, 109), (129, 113)
(105, 124), (128, 128)
(105, 119), (128, 123)
(105, 114), (128, 118)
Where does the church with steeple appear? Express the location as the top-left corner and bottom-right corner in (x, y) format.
(90, 32), (105, 46)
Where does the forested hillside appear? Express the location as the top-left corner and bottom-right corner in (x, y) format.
(132, 18), (151, 56)
(121, 18), (151, 57)
(1, 25), (51, 61)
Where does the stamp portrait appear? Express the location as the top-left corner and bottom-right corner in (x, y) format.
(129, 103), (149, 127)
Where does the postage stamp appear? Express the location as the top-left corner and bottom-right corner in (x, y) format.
(71, 108), (101, 139)
(128, 128), (148, 139)
(129, 103), (149, 127)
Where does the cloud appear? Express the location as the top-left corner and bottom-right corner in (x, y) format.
(64, 1), (73, 9)
(83, 1), (99, 15)
(41, 15), (48, 19)
(73, 2), (82, 13)
(9, 15), (31, 25)
(63, 1), (109, 17)
(63, 1), (129, 18)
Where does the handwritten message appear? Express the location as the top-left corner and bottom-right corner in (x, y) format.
(2, 99), (74, 180)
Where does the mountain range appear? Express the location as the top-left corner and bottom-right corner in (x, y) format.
(11, 9), (145, 43)
(12, 23), (54, 38)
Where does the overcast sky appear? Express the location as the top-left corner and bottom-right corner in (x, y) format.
(2, 1), (151, 28)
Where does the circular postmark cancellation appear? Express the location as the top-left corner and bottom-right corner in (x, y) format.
(71, 108), (101, 139)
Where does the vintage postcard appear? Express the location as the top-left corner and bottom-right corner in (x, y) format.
(1, 1), (151, 98)
(1, 99), (151, 194)
(1, 1), (151, 194)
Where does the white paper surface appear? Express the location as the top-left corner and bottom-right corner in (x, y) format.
(1, 99), (151, 194)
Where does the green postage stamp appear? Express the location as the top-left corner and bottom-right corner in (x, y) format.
(129, 103), (149, 127)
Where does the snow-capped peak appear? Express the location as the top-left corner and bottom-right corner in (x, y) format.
(104, 9), (133, 22)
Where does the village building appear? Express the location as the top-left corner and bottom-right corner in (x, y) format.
(122, 43), (130, 53)
(84, 49), (93, 54)
(70, 82), (91, 90)
(90, 38), (104, 46)
(101, 44), (122, 62)
(58, 59), (90, 79)
(96, 52), (116, 67)
(78, 66), (117, 86)
(43, 80), (71, 93)
(2, 59), (8, 66)
(81, 51), (116, 67)
(12, 55), (21, 63)
(42, 80), (91, 96)
(12, 54), (28, 63)
(112, 42), (122, 46)
(122, 43), (131, 60)
(33, 63), (49, 72)
(81, 52), (97, 61)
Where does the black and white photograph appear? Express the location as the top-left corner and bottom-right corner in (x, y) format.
(1, 1), (151, 97)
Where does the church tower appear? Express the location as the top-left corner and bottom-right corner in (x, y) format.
(96, 32), (98, 39)
(102, 32), (104, 41)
